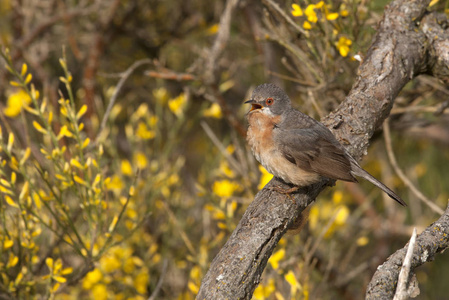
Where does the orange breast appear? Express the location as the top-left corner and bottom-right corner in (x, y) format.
(247, 111), (320, 186)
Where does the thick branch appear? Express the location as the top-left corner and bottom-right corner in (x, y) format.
(421, 12), (449, 84)
(198, 0), (441, 299)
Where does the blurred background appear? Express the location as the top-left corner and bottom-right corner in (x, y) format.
(0, 0), (448, 299)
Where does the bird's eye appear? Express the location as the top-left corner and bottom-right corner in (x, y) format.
(266, 98), (274, 106)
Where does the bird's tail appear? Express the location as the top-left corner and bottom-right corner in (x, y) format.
(350, 159), (407, 206)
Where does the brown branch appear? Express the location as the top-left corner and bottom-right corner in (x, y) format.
(383, 121), (444, 214)
(145, 70), (196, 81)
(421, 12), (449, 84)
(366, 205), (449, 299)
(148, 259), (168, 300)
(82, 0), (122, 137)
(197, 0), (444, 299)
(204, 0), (240, 85)
(97, 58), (153, 141)
(393, 228), (418, 300)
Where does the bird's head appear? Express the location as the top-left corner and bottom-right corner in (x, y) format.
(245, 83), (291, 116)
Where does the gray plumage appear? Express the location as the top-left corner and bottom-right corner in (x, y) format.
(246, 83), (406, 206)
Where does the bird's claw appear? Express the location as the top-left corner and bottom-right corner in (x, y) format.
(267, 185), (299, 204)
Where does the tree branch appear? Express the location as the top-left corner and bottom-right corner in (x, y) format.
(197, 0), (447, 299)
(366, 204), (449, 299)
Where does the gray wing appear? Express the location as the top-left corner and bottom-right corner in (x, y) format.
(276, 126), (357, 182)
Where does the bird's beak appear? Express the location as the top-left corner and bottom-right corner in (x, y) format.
(244, 99), (263, 111)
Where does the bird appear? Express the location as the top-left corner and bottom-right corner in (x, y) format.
(245, 83), (406, 206)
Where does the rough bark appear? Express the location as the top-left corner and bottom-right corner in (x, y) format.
(366, 204), (449, 300)
(197, 0), (449, 299)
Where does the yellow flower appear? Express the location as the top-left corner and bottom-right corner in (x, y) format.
(168, 93), (187, 117)
(188, 281), (199, 294)
(100, 254), (122, 273)
(149, 115), (159, 128)
(219, 161), (235, 178)
(3, 237), (14, 249)
(308, 205), (319, 230)
(4, 196), (18, 208)
(304, 4), (318, 23)
(168, 174), (180, 186)
(291, 4), (303, 17)
(136, 122), (156, 140)
(332, 190), (343, 204)
(357, 236), (369, 246)
(341, 9), (349, 17)
(203, 103), (222, 119)
(153, 87), (169, 105)
(121, 159), (133, 176)
(4, 89), (32, 118)
(57, 125), (73, 140)
(226, 145), (235, 154)
(212, 180), (241, 198)
(303, 21), (312, 30)
(324, 205), (350, 238)
(268, 248), (285, 270)
(133, 152), (148, 169)
(213, 209), (226, 220)
(336, 36), (352, 57)
(207, 24), (219, 35)
(190, 265), (201, 281)
(7, 253), (19, 267)
(253, 278), (275, 299)
(257, 165), (273, 190)
(91, 284), (108, 300)
(134, 270), (149, 294)
(285, 270), (301, 297)
(325, 12), (339, 20)
(335, 205), (349, 225)
(105, 175), (123, 191)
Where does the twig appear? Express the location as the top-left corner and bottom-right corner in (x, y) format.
(335, 261), (369, 287)
(307, 89), (325, 119)
(200, 121), (245, 176)
(304, 207), (342, 267)
(383, 121), (444, 215)
(145, 70), (195, 81)
(82, 0), (122, 136)
(204, 0), (240, 84)
(261, 0), (307, 35)
(365, 204), (449, 299)
(161, 200), (196, 256)
(148, 259), (168, 300)
(267, 70), (316, 86)
(393, 227), (417, 300)
(97, 59), (153, 141)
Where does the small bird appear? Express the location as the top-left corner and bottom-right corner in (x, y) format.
(245, 83), (406, 206)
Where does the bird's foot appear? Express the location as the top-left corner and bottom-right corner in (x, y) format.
(268, 185), (300, 194)
(267, 186), (299, 204)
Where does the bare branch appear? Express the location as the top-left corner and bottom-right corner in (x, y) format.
(148, 259), (168, 300)
(97, 59), (153, 141)
(421, 12), (449, 84)
(261, 0), (307, 36)
(204, 0), (240, 84)
(394, 228), (418, 300)
(383, 121), (444, 214)
(366, 205), (449, 299)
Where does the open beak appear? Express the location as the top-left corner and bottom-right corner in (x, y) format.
(244, 99), (263, 111)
